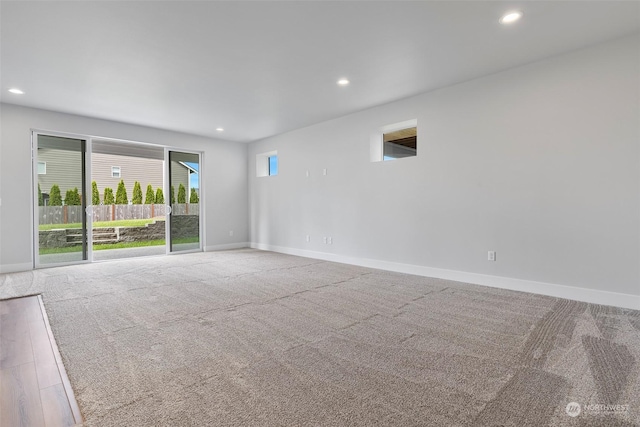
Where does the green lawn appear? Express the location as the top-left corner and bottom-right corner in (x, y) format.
(38, 237), (199, 255)
(39, 218), (160, 231)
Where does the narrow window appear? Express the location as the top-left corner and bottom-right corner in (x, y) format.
(111, 166), (121, 178)
(37, 161), (46, 175)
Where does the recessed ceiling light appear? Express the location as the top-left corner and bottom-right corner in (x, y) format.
(216, 127), (224, 132)
(337, 78), (350, 86)
(8, 88), (24, 95)
(500, 11), (523, 24)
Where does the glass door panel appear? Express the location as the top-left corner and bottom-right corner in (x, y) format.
(167, 151), (201, 253)
(36, 134), (89, 266)
(90, 139), (166, 261)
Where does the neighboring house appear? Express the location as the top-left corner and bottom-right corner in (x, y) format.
(36, 148), (82, 204)
(91, 153), (164, 201)
(37, 150), (193, 204)
(170, 160), (196, 201)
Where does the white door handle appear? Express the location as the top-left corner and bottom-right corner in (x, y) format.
(166, 205), (172, 215)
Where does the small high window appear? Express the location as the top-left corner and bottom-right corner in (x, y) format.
(111, 166), (121, 178)
(370, 119), (417, 162)
(256, 151), (278, 177)
(37, 161), (46, 175)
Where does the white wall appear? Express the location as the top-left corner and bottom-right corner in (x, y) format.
(0, 104), (248, 272)
(248, 35), (640, 308)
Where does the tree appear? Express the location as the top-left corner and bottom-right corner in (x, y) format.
(155, 188), (164, 204)
(144, 184), (155, 204)
(92, 181), (100, 205)
(177, 184), (186, 203)
(64, 187), (81, 205)
(38, 183), (44, 206)
(170, 186), (176, 204)
(132, 181), (143, 204)
(115, 180), (128, 205)
(189, 188), (199, 204)
(104, 187), (115, 205)
(50, 185), (62, 206)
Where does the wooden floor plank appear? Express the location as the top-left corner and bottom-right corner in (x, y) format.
(40, 384), (75, 427)
(0, 296), (82, 426)
(23, 296), (45, 324)
(0, 362), (46, 427)
(0, 304), (34, 368)
(30, 317), (62, 390)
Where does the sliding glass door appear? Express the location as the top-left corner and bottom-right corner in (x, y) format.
(34, 133), (90, 267)
(34, 135), (203, 266)
(166, 150), (202, 253)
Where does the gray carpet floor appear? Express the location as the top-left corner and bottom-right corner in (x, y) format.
(0, 249), (638, 426)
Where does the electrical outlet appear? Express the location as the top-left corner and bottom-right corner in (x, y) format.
(306, 235), (310, 242)
(305, 170), (309, 178)
(488, 251), (496, 261)
(229, 230), (234, 237)
(323, 237), (327, 244)
(328, 237), (332, 245)
(322, 168), (327, 176)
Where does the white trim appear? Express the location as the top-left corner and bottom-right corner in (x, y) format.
(0, 262), (33, 274)
(178, 161), (198, 174)
(249, 243), (640, 310)
(31, 132), (37, 268)
(85, 138), (93, 263)
(33, 128), (166, 150)
(204, 242), (249, 252)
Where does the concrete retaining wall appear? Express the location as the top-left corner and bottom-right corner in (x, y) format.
(39, 219), (171, 249)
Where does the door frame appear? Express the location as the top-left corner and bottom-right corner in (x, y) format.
(164, 147), (204, 255)
(32, 130), (93, 268)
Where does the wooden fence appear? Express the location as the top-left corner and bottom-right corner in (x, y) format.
(39, 204), (199, 225)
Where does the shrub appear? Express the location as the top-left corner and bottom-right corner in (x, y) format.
(190, 188), (199, 203)
(104, 187), (115, 204)
(115, 180), (128, 204)
(92, 181), (100, 205)
(170, 186), (176, 204)
(132, 181), (143, 204)
(177, 184), (186, 203)
(50, 185), (62, 206)
(64, 187), (81, 205)
(38, 183), (44, 206)
(144, 184), (155, 204)
(155, 188), (164, 204)
(63, 189), (71, 205)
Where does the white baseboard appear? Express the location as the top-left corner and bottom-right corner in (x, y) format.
(249, 243), (640, 310)
(0, 262), (33, 274)
(204, 242), (249, 252)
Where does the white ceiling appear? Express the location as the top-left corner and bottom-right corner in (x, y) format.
(1, 1), (638, 143)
